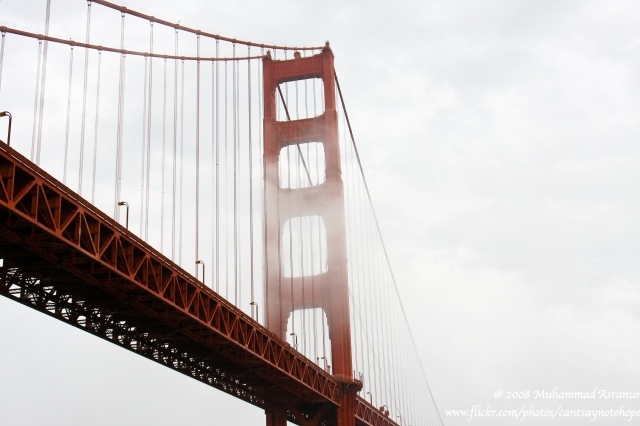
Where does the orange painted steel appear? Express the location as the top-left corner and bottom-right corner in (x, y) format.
(0, 139), (397, 426)
(0, 26), (263, 61)
(263, 47), (360, 426)
(90, 0), (324, 52)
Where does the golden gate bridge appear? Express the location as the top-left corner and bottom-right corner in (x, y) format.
(0, 1), (442, 425)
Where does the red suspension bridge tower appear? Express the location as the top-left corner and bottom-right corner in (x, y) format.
(0, 1), (443, 425)
(263, 46), (358, 426)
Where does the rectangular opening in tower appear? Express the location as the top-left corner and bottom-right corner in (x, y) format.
(279, 142), (326, 189)
(281, 215), (327, 277)
(286, 307), (332, 370)
(276, 78), (325, 122)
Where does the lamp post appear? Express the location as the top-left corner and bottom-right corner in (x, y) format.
(250, 301), (259, 322)
(366, 391), (373, 404)
(0, 111), (12, 147)
(196, 260), (205, 285)
(117, 201), (129, 229)
(289, 332), (298, 350)
(319, 356), (330, 373)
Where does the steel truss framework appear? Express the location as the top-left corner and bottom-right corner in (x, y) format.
(0, 141), (398, 426)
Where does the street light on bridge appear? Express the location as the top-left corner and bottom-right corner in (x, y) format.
(117, 201), (129, 229)
(250, 301), (259, 322)
(196, 260), (205, 285)
(0, 111), (12, 147)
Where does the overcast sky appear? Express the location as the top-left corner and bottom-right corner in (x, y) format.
(1, 0), (640, 425)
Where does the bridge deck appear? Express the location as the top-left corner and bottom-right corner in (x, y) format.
(0, 141), (396, 426)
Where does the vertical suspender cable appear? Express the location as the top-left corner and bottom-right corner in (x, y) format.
(368, 198), (385, 405)
(114, 12), (126, 219)
(172, 29), (178, 260)
(179, 59), (184, 265)
(78, 1), (91, 192)
(160, 58), (167, 253)
(259, 47), (265, 321)
(361, 181), (380, 403)
(376, 220), (395, 412)
(287, 136), (294, 341)
(346, 117), (365, 387)
(196, 34), (200, 279)
(0, 32), (6, 92)
(377, 233), (394, 414)
(140, 56), (148, 234)
(215, 40), (220, 293)
(211, 56), (216, 289)
(341, 107), (358, 380)
(232, 45), (237, 304)
(35, 0), (52, 166)
(235, 49), (241, 308)
(196, 34), (201, 278)
(161, 57), (167, 252)
(144, 21), (154, 239)
(387, 265), (402, 417)
(335, 72), (444, 425)
(63, 45), (74, 184)
(248, 47), (255, 316)
(91, 50), (101, 204)
(31, 39), (42, 162)
(361, 168), (373, 398)
(224, 60), (228, 299)
(144, 23), (154, 238)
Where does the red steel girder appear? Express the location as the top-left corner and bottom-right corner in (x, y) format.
(0, 140), (398, 426)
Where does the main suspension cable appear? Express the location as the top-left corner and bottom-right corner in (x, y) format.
(91, 0), (323, 51)
(0, 26), (263, 62)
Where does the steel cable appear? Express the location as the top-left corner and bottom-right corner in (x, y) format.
(30, 39), (42, 162)
(161, 57), (167, 252)
(144, 21), (154, 240)
(335, 71), (444, 425)
(0, 32), (6, 92)
(91, 50), (102, 204)
(248, 48), (255, 315)
(35, 0), (52, 166)
(114, 12), (126, 220)
(172, 30), (178, 260)
(195, 35), (200, 278)
(78, 1), (91, 192)
(140, 56), (148, 235)
(63, 45), (74, 184)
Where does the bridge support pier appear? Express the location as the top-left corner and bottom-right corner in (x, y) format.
(266, 406), (288, 426)
(336, 388), (357, 426)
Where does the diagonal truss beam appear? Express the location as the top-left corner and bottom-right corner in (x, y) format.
(0, 140), (398, 426)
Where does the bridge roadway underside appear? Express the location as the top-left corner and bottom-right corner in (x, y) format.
(0, 141), (396, 426)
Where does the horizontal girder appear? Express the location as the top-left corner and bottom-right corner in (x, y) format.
(0, 140), (397, 426)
